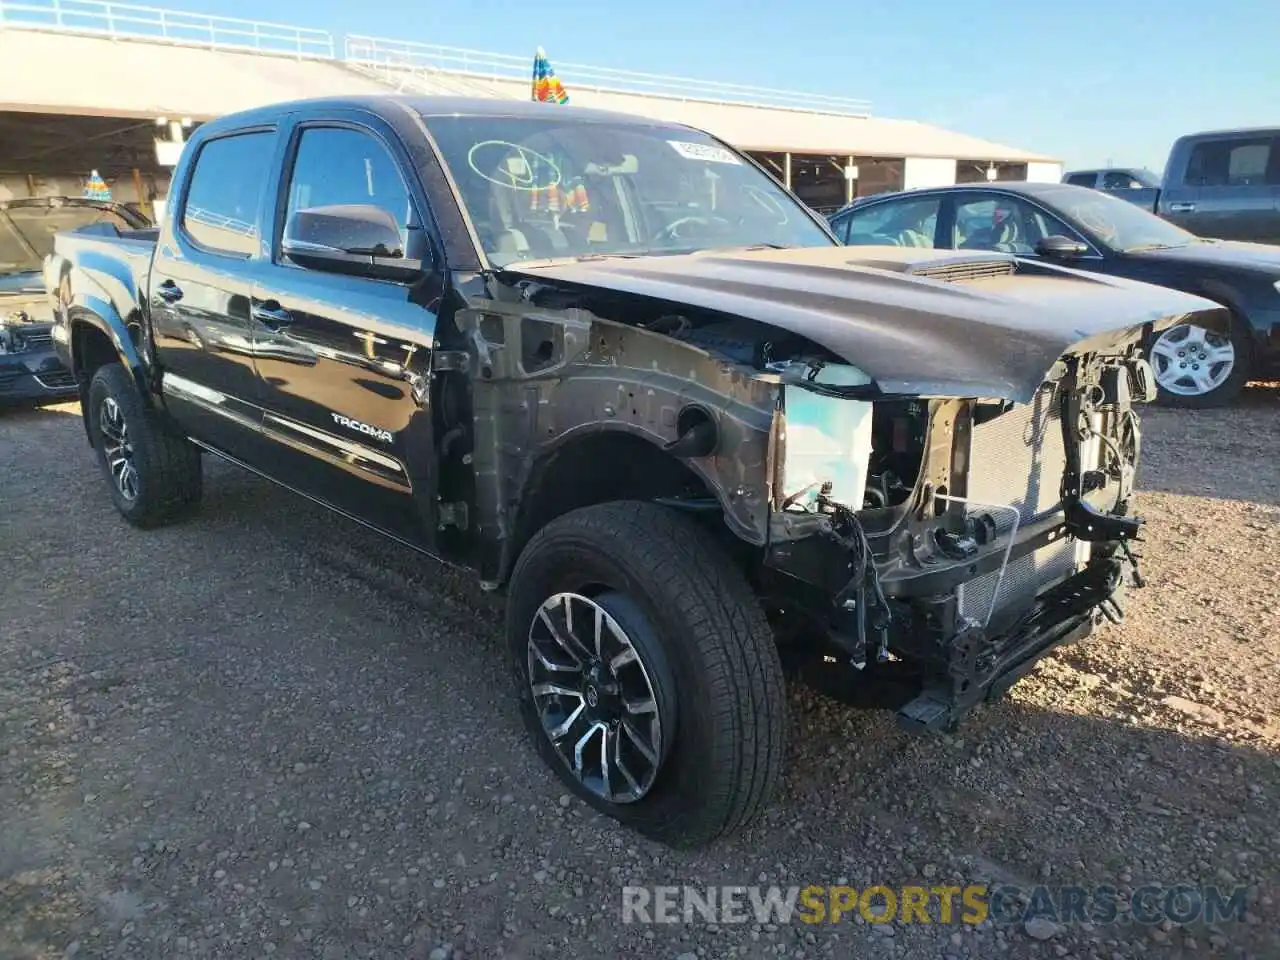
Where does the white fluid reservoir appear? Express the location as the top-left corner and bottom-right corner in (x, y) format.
(781, 385), (875, 512)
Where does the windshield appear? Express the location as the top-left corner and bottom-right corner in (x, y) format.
(1055, 188), (1197, 252)
(0, 204), (137, 274)
(424, 115), (835, 266)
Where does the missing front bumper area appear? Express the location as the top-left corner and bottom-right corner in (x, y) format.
(894, 554), (1131, 733)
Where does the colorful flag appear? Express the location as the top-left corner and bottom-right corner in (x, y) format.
(84, 169), (112, 201)
(532, 47), (569, 104)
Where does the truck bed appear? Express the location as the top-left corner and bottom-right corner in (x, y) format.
(47, 224), (158, 325)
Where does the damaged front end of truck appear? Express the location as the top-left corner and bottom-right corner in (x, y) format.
(450, 246), (1225, 732)
(764, 348), (1154, 731)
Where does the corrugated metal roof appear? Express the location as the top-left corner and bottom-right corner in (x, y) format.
(0, 29), (1057, 163)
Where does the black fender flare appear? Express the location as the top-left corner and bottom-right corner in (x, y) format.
(66, 295), (151, 441)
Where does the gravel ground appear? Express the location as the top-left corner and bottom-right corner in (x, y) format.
(2, 383), (1278, 960)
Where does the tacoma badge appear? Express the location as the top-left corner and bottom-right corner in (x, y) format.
(331, 413), (394, 444)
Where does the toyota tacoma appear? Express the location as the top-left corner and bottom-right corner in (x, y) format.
(46, 96), (1223, 848)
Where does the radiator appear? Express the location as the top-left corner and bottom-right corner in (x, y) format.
(959, 385), (1094, 622)
(966, 385), (1067, 529)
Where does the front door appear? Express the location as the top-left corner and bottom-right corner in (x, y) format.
(150, 128), (278, 461)
(250, 115), (445, 545)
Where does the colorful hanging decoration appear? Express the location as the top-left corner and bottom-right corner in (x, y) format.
(532, 47), (570, 104)
(529, 180), (590, 214)
(84, 169), (112, 201)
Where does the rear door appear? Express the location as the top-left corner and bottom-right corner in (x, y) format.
(150, 126), (278, 461)
(250, 110), (445, 544)
(1167, 134), (1280, 242)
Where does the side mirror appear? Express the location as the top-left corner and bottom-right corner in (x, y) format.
(282, 204), (425, 282)
(1035, 235), (1090, 260)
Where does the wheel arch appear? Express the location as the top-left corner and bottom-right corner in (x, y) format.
(494, 424), (755, 587)
(1194, 280), (1268, 358)
(67, 299), (150, 442)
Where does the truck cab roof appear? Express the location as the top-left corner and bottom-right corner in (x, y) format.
(193, 95), (697, 139)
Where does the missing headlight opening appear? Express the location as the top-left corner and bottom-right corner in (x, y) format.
(762, 352), (1154, 732)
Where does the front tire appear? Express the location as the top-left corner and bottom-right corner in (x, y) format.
(87, 363), (202, 527)
(507, 501), (787, 848)
(1149, 317), (1253, 407)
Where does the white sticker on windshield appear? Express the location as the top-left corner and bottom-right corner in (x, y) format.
(667, 140), (742, 165)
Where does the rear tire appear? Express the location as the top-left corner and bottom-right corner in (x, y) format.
(507, 501), (787, 848)
(87, 363), (202, 527)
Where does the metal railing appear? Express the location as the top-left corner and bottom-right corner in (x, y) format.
(0, 0), (335, 58)
(345, 36), (524, 101)
(185, 207), (255, 236)
(0, 1), (868, 114)
(345, 35), (872, 117)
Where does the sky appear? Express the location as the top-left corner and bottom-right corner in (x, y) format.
(176, 0), (1273, 171)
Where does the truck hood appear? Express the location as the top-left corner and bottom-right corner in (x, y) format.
(506, 246), (1224, 401)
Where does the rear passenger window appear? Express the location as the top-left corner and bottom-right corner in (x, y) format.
(1185, 137), (1277, 186)
(1065, 173), (1096, 187)
(181, 131), (274, 257)
(845, 198), (940, 247)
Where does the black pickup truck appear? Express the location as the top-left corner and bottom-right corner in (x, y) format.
(47, 96), (1221, 848)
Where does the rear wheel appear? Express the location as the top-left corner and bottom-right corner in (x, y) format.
(1149, 318), (1252, 407)
(507, 501), (787, 848)
(88, 363), (202, 527)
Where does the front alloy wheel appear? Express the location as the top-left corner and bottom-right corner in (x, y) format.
(527, 592), (669, 804)
(507, 501), (787, 848)
(98, 395), (138, 501)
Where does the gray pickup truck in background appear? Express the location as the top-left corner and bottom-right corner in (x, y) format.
(1064, 128), (1280, 244)
(1062, 167), (1161, 212)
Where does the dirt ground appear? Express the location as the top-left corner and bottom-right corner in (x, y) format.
(2, 383), (1277, 960)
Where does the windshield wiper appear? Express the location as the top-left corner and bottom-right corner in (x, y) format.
(688, 242), (793, 255)
(572, 252), (646, 262)
(1125, 241), (1193, 252)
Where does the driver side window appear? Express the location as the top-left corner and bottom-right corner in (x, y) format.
(284, 126), (413, 258)
(843, 198), (940, 247)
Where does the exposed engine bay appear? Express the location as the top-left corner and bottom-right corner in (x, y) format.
(0, 301), (77, 400)
(760, 348), (1156, 732)
(1, 307), (49, 354)
(453, 244), (1224, 732)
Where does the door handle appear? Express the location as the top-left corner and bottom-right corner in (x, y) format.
(155, 280), (183, 303)
(1167, 202), (1197, 213)
(251, 301), (293, 331)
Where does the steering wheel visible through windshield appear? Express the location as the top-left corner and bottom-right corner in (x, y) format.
(423, 115), (836, 266)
